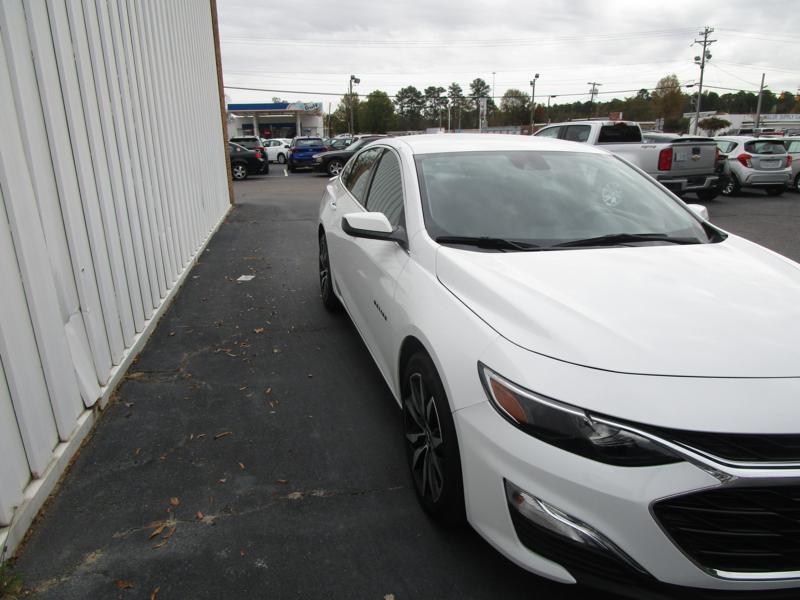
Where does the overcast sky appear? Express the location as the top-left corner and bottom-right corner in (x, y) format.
(218, 0), (799, 111)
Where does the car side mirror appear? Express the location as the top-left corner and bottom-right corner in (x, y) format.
(687, 204), (709, 220)
(342, 212), (407, 248)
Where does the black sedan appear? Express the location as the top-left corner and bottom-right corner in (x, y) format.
(312, 135), (387, 176)
(228, 142), (267, 180)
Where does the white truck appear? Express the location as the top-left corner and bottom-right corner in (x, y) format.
(534, 120), (721, 200)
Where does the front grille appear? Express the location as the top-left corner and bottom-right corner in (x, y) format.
(653, 485), (800, 574)
(642, 426), (800, 465)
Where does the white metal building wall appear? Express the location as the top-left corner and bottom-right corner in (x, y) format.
(0, 0), (230, 555)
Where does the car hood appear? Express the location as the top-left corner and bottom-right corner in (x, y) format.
(436, 237), (800, 377)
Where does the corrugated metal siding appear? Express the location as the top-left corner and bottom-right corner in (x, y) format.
(0, 0), (229, 539)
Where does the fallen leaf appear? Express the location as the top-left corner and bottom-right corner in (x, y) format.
(254, 327), (265, 334)
(240, 549), (246, 556)
(238, 462), (246, 470)
(238, 386), (248, 391)
(384, 595), (395, 600)
(163, 526), (176, 540)
(214, 431), (232, 440)
(196, 511), (204, 520)
(134, 448), (141, 456)
(307, 373), (313, 378)
(150, 587), (160, 600)
(276, 479), (288, 484)
(218, 478), (227, 484)
(149, 523), (167, 539)
(272, 347), (281, 354)
(126, 372), (146, 380)
(286, 491), (303, 500)
(168, 331), (175, 337)
(169, 497), (180, 506)
(115, 579), (134, 590)
(196, 433), (207, 439)
(152, 539), (168, 549)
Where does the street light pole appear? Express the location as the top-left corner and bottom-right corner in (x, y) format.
(529, 73), (539, 129)
(349, 74), (360, 134)
(754, 73), (766, 130)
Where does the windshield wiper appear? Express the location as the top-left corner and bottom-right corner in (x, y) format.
(435, 236), (540, 250)
(553, 233), (702, 248)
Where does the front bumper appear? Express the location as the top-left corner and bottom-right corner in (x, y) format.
(456, 401), (800, 593)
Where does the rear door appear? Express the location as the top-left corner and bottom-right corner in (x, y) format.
(745, 139), (790, 171)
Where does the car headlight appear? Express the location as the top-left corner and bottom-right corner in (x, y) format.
(479, 364), (681, 467)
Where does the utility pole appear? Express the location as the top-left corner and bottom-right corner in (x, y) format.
(349, 74), (360, 134)
(547, 95), (556, 124)
(492, 71), (496, 100)
(692, 26), (716, 134)
(530, 73), (539, 129)
(587, 82), (602, 117)
(754, 73), (766, 130)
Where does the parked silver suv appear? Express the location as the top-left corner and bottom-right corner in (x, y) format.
(784, 137), (800, 192)
(715, 136), (791, 196)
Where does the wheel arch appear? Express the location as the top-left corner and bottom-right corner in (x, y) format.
(397, 334), (454, 412)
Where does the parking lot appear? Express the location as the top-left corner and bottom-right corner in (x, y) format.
(13, 168), (800, 599)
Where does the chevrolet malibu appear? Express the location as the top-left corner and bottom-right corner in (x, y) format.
(317, 134), (800, 595)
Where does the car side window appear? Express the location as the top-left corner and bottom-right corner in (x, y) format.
(535, 126), (560, 138)
(343, 148), (382, 203)
(563, 125), (590, 143)
(365, 150), (403, 227)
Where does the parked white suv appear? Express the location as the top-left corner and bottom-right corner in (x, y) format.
(715, 136), (792, 196)
(264, 138), (292, 164)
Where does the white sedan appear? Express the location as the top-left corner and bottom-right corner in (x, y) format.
(317, 134), (800, 594)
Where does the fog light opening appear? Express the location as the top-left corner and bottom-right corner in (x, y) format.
(504, 479), (649, 575)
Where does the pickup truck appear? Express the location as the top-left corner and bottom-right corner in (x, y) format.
(534, 121), (721, 200)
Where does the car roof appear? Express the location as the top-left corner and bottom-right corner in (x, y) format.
(383, 133), (607, 156)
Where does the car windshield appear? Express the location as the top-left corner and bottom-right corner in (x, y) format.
(415, 151), (713, 248)
(295, 138), (324, 147)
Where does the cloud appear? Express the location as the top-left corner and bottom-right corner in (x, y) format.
(218, 0), (800, 107)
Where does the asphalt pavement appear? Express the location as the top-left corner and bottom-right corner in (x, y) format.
(12, 167), (800, 600)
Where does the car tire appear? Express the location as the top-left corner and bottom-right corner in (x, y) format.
(696, 189), (720, 201)
(327, 159), (344, 177)
(277, 153), (286, 164)
(794, 174), (800, 193)
(402, 351), (465, 525)
(765, 186), (786, 196)
(721, 174), (740, 196)
(232, 162), (248, 180)
(318, 231), (340, 311)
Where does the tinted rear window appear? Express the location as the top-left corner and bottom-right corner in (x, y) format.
(597, 124), (641, 143)
(744, 140), (786, 155)
(294, 138), (324, 147)
(232, 139), (259, 149)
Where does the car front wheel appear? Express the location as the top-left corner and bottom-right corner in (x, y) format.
(318, 231), (340, 311)
(721, 174), (740, 196)
(794, 174), (800, 193)
(232, 163), (248, 180)
(277, 153), (286, 164)
(403, 351), (465, 524)
(327, 159), (344, 176)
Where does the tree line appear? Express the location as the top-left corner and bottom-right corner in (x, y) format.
(325, 74), (800, 135)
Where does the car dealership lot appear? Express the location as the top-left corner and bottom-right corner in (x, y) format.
(14, 170), (799, 599)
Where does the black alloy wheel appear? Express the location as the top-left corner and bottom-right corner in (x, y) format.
(318, 232), (340, 311)
(721, 174), (740, 196)
(403, 352), (465, 524)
